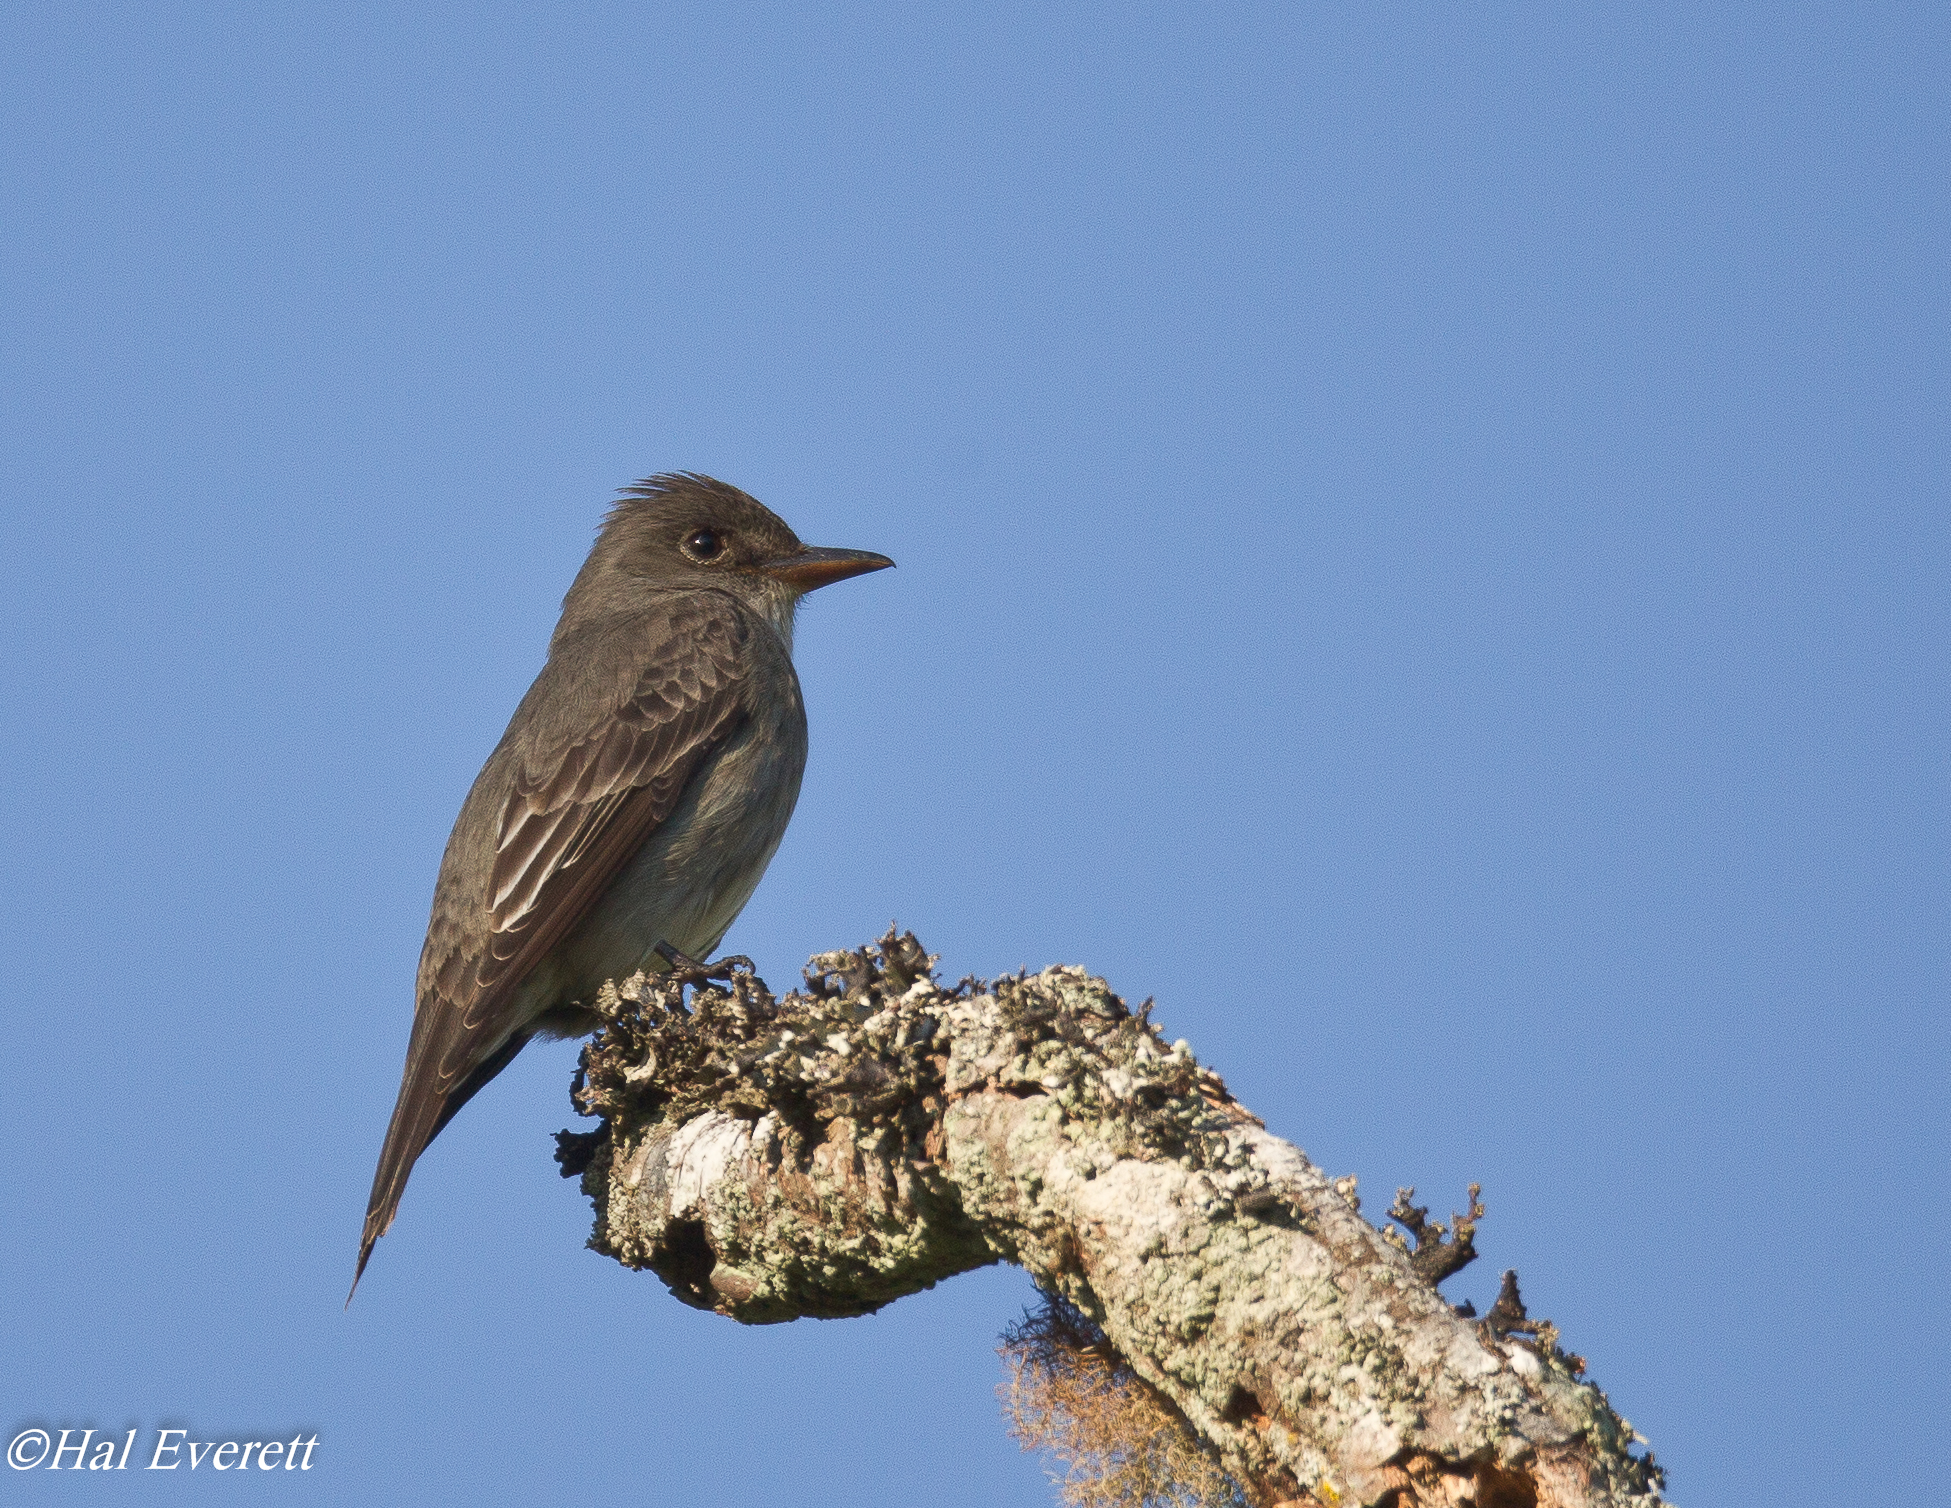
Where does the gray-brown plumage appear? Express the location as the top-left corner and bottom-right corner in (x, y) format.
(354, 474), (891, 1295)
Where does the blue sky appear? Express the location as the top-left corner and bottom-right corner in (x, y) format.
(2, 5), (1945, 1504)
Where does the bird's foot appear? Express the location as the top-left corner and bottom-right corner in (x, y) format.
(652, 941), (756, 988)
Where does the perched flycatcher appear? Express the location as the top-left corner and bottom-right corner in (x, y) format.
(355, 473), (891, 1293)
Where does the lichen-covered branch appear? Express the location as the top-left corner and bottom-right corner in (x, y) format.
(559, 933), (1665, 1508)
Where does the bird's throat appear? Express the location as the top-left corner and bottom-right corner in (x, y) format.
(756, 581), (799, 656)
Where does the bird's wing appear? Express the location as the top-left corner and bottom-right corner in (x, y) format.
(356, 596), (753, 1293)
(470, 604), (751, 1028)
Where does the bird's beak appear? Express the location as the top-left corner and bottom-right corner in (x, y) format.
(758, 546), (895, 592)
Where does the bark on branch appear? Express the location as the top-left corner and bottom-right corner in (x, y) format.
(557, 933), (1665, 1508)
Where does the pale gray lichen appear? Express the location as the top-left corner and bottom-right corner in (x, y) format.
(563, 933), (1667, 1508)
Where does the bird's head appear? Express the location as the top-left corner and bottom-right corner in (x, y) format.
(565, 473), (893, 643)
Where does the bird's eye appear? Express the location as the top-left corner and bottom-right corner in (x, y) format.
(684, 528), (724, 561)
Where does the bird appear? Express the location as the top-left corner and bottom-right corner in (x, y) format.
(353, 473), (892, 1296)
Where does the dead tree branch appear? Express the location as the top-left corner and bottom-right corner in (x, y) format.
(559, 932), (1664, 1508)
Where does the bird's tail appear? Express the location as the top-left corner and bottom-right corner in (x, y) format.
(349, 1030), (530, 1304)
(350, 1087), (445, 1305)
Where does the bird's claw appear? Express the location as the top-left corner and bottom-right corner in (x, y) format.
(652, 940), (755, 988)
